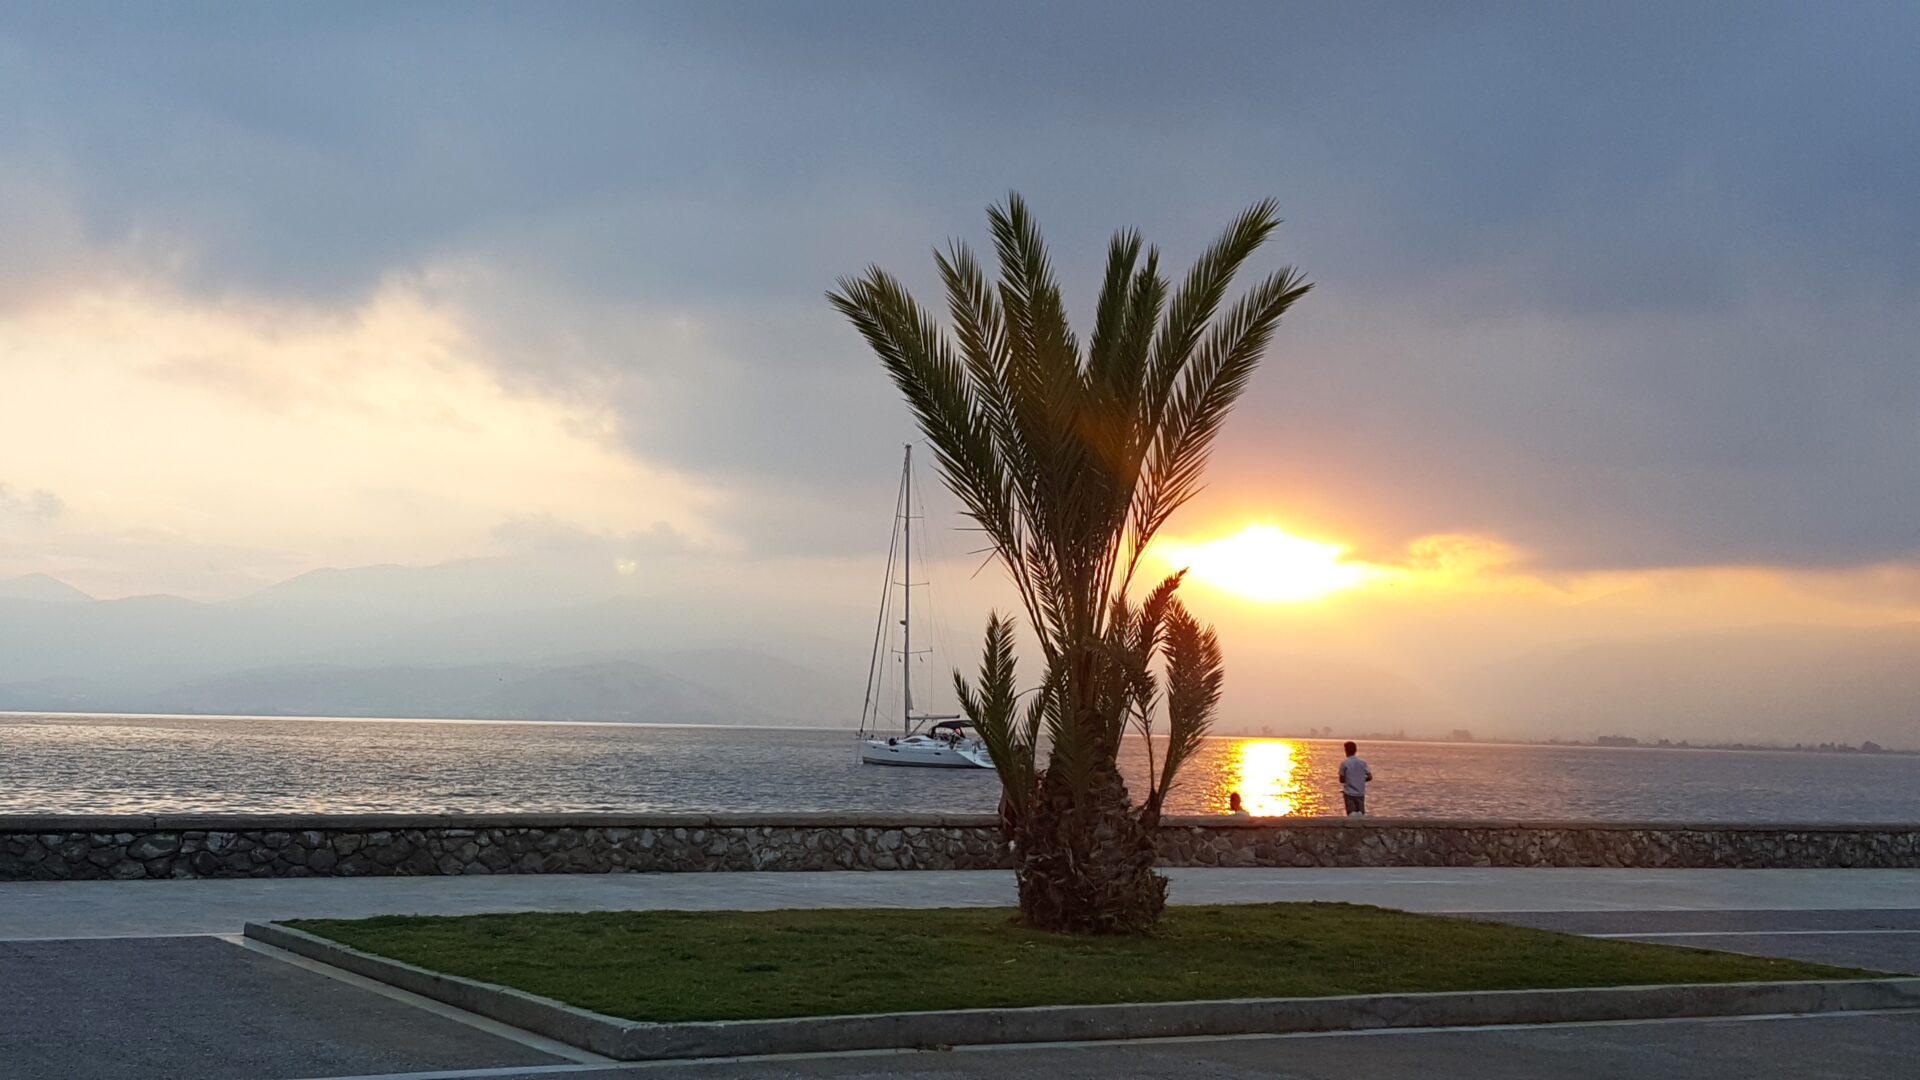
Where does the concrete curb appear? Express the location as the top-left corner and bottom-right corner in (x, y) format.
(244, 921), (1920, 1061)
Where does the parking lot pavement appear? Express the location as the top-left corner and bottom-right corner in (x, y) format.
(1467, 908), (1920, 975)
(0, 936), (565, 1080)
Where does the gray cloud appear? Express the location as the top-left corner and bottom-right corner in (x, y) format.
(0, 483), (63, 522)
(2, 2), (1916, 569)
(490, 514), (697, 559)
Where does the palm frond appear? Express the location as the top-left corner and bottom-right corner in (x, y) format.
(954, 612), (1037, 824)
(834, 195), (1306, 828)
(1129, 265), (1312, 568)
(1086, 230), (1145, 396)
(1143, 200), (1281, 430)
(1147, 599), (1224, 820)
(829, 271), (1053, 645)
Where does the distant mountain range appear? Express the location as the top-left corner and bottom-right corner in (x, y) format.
(0, 651), (845, 726)
(0, 569), (855, 726)
(0, 572), (92, 603)
(0, 569), (1914, 747)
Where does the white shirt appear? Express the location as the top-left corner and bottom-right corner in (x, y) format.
(1339, 756), (1371, 797)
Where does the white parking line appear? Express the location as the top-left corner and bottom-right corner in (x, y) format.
(292, 1066), (621, 1080)
(1595, 929), (1920, 938)
(0, 930), (226, 942)
(961, 1005), (1920, 1051)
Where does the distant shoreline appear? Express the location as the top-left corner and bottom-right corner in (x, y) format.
(0, 709), (852, 733)
(5, 710), (1913, 755)
(1254, 730), (1919, 757)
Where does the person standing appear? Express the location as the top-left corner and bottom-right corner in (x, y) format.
(1338, 741), (1372, 816)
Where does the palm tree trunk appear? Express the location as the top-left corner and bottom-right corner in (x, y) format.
(1012, 758), (1166, 934)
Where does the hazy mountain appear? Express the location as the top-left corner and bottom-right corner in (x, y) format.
(0, 573), (93, 603)
(0, 567), (864, 723)
(232, 557), (617, 619)
(0, 591), (245, 684)
(157, 651), (844, 725)
(0, 675), (113, 712)
(0, 569), (862, 688)
(0, 651), (848, 726)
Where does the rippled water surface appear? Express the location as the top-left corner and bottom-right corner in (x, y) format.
(5, 712), (1920, 821)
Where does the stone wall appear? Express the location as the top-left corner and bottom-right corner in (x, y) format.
(2, 813), (1916, 881)
(0, 814), (1008, 881)
(1156, 819), (1920, 869)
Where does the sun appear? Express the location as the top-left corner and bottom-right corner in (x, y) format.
(1153, 523), (1378, 603)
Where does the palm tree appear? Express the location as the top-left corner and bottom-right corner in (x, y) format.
(830, 195), (1309, 933)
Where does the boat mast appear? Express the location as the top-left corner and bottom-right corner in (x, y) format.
(884, 443), (959, 736)
(901, 443), (913, 734)
(858, 450), (908, 738)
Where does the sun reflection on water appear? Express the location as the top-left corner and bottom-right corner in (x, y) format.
(1224, 738), (1307, 816)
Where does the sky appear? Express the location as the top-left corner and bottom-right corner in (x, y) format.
(1, 3), (1917, 740)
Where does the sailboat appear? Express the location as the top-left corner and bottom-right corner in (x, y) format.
(856, 445), (993, 769)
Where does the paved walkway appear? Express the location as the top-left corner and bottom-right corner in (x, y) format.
(7, 867), (1920, 939)
(7, 869), (1920, 1079)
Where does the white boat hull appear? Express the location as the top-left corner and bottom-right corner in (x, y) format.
(860, 736), (993, 769)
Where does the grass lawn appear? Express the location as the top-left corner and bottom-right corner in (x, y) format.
(287, 903), (1868, 1024)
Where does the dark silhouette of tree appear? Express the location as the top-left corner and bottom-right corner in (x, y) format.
(831, 195), (1309, 932)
